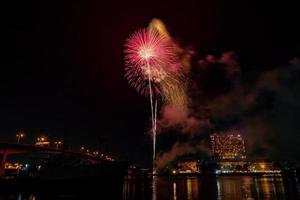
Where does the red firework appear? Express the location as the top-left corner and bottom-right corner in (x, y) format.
(124, 28), (176, 96)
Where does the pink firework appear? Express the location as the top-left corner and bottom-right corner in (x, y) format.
(124, 28), (176, 96)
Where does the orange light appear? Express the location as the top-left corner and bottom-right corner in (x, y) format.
(260, 163), (266, 169)
(16, 133), (25, 138)
(55, 141), (62, 144)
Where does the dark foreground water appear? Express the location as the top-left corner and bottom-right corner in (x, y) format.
(1, 175), (300, 199)
(123, 175), (300, 200)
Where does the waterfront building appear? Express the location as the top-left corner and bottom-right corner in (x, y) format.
(177, 159), (200, 173)
(210, 131), (246, 162)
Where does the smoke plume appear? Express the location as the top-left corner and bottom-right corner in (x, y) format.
(148, 19), (300, 168)
(155, 50), (300, 167)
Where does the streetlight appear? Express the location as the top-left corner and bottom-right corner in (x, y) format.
(16, 132), (25, 143)
(35, 136), (50, 146)
(80, 146), (85, 152)
(54, 140), (62, 149)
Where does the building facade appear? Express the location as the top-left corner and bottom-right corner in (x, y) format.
(177, 160), (200, 173)
(210, 131), (246, 162)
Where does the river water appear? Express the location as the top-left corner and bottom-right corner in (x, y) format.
(0, 175), (299, 199)
(123, 175), (300, 200)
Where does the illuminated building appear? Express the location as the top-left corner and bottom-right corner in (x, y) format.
(247, 161), (281, 173)
(177, 159), (200, 173)
(4, 162), (23, 170)
(210, 131), (246, 161)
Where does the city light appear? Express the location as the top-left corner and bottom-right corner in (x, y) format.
(260, 163), (266, 170)
(54, 140), (63, 149)
(16, 132), (25, 143)
(4, 162), (23, 170)
(80, 146), (85, 152)
(35, 136), (50, 146)
(210, 131), (246, 161)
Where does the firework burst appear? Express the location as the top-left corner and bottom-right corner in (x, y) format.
(124, 28), (176, 97)
(148, 19), (189, 110)
(124, 28), (178, 168)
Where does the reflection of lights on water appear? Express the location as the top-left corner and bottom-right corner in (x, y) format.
(173, 182), (177, 200)
(17, 194), (36, 200)
(123, 175), (291, 200)
(261, 176), (272, 198)
(122, 179), (130, 200)
(216, 178), (221, 200)
(241, 176), (254, 199)
(152, 176), (157, 200)
(122, 178), (136, 200)
(29, 195), (36, 200)
(187, 177), (192, 200)
(271, 177), (277, 197)
(254, 177), (262, 198)
(262, 176), (285, 199)
(186, 177), (200, 200)
(295, 176), (300, 196)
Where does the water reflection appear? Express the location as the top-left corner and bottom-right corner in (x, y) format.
(173, 182), (177, 200)
(0, 175), (299, 199)
(152, 176), (157, 200)
(123, 175), (300, 200)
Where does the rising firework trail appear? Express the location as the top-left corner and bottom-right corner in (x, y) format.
(124, 28), (176, 170)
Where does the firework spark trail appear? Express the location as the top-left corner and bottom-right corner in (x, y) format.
(124, 28), (177, 171)
(160, 74), (187, 109)
(154, 99), (157, 162)
(146, 61), (156, 163)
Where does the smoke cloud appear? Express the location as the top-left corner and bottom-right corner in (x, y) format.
(155, 49), (300, 167)
(156, 141), (211, 168)
(146, 19), (300, 168)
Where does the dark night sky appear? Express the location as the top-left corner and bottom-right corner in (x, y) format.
(0, 0), (299, 166)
